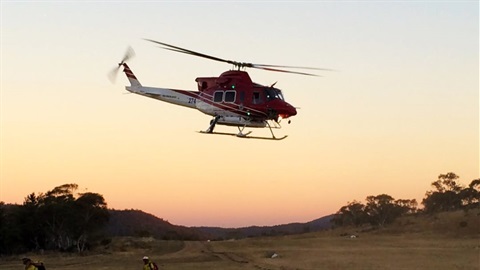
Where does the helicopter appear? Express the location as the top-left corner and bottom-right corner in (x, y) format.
(110, 39), (330, 140)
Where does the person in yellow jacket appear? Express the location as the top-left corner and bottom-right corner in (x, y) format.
(142, 256), (158, 270)
(22, 258), (45, 270)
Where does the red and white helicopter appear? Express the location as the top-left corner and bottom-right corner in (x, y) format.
(110, 39), (329, 140)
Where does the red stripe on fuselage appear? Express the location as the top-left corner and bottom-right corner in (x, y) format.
(152, 89), (267, 119)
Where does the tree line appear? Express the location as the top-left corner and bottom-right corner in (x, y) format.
(332, 172), (479, 227)
(0, 184), (109, 254)
(1, 173), (478, 254)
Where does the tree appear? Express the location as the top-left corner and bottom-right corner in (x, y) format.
(459, 178), (480, 210)
(431, 173), (463, 193)
(394, 199), (418, 215)
(39, 184), (78, 250)
(364, 194), (400, 227)
(19, 193), (46, 251)
(1, 184), (110, 254)
(422, 173), (465, 213)
(0, 203), (21, 253)
(0, 202), (5, 251)
(332, 195), (418, 228)
(71, 192), (109, 251)
(332, 200), (367, 227)
(32, 184), (109, 252)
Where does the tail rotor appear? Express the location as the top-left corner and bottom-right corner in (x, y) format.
(108, 46), (135, 83)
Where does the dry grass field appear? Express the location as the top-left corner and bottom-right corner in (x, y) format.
(1, 211), (478, 270)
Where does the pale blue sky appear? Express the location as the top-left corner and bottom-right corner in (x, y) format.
(1, 1), (478, 227)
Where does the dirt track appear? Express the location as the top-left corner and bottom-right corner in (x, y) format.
(160, 241), (277, 270)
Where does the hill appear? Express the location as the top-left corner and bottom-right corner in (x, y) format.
(106, 209), (206, 240)
(106, 209), (334, 240)
(380, 209), (480, 236)
(194, 215), (334, 240)
(324, 208), (480, 239)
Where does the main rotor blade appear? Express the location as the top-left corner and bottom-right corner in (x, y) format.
(160, 46), (236, 65)
(254, 64), (334, 71)
(253, 66), (321, 77)
(145, 38), (330, 76)
(145, 38), (236, 65)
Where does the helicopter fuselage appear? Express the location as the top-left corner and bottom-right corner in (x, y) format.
(125, 68), (296, 128)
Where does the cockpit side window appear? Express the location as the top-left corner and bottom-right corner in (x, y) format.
(264, 88), (284, 101)
(265, 88), (275, 101)
(276, 89), (284, 100)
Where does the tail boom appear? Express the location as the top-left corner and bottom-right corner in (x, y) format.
(128, 86), (199, 109)
(121, 63), (198, 109)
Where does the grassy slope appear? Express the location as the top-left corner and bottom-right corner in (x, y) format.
(1, 210), (478, 270)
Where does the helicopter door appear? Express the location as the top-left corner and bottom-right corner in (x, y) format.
(239, 91), (245, 103)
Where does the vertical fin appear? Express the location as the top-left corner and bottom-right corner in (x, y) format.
(122, 63), (142, 87)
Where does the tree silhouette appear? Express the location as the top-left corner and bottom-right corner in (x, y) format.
(431, 173), (464, 193)
(422, 173), (465, 213)
(0, 202), (20, 254)
(3, 184), (111, 252)
(365, 194), (399, 227)
(20, 193), (45, 250)
(459, 178), (480, 210)
(39, 184), (78, 250)
(332, 200), (367, 227)
(72, 192), (109, 251)
(332, 195), (417, 228)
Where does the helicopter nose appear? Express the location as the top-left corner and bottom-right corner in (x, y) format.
(277, 102), (297, 118)
(284, 103), (297, 117)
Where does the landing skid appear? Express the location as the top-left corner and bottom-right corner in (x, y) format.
(202, 117), (287, 140)
(198, 131), (287, 140)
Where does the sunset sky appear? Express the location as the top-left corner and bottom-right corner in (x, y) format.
(1, 1), (478, 228)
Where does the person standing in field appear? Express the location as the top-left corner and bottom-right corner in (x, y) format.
(142, 256), (159, 270)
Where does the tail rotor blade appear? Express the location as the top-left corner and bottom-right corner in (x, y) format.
(108, 46), (135, 84)
(121, 46), (135, 64)
(108, 66), (120, 83)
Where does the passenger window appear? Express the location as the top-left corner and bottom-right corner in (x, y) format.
(214, 91), (224, 102)
(225, 91), (236, 103)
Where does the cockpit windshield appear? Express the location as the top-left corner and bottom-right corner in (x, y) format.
(265, 87), (284, 101)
